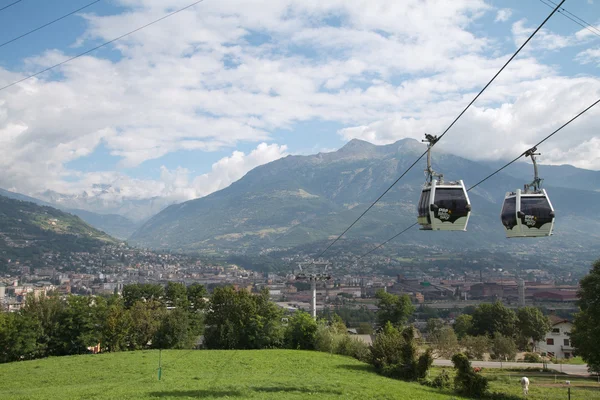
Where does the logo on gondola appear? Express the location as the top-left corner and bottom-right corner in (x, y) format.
(524, 215), (537, 227)
(438, 208), (451, 221)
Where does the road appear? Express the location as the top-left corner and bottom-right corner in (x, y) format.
(433, 359), (590, 376)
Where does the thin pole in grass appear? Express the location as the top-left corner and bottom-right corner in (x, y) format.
(158, 349), (162, 381)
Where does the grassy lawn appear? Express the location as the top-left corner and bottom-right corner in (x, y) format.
(555, 356), (587, 365)
(0, 350), (455, 400)
(430, 366), (600, 400)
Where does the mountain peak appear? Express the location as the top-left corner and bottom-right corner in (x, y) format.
(338, 138), (377, 152)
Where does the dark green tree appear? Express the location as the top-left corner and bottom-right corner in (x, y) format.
(153, 308), (193, 349)
(453, 314), (473, 339)
(571, 259), (600, 373)
(0, 311), (42, 363)
(374, 290), (414, 327)
(469, 301), (517, 338)
(284, 311), (317, 350)
(204, 287), (283, 349)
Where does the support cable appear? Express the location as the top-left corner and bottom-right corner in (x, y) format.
(0, 0), (205, 93)
(357, 96), (600, 259)
(315, 0), (566, 258)
(0, 1), (101, 50)
(0, 1), (22, 13)
(539, 0), (600, 38)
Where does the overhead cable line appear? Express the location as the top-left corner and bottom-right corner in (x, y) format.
(0, 0), (22, 13)
(539, 0), (600, 38)
(314, 0), (566, 259)
(357, 96), (600, 259)
(0, 0), (205, 93)
(0, 0), (101, 50)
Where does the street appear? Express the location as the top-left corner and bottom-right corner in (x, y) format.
(433, 359), (591, 376)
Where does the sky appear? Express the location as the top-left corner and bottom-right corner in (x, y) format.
(0, 0), (599, 206)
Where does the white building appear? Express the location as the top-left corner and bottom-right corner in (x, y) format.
(537, 317), (574, 360)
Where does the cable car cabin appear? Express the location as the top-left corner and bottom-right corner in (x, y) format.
(417, 180), (471, 231)
(500, 189), (555, 238)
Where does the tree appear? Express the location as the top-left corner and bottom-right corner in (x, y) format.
(470, 301), (517, 338)
(284, 311), (317, 350)
(491, 333), (517, 361)
(571, 259), (600, 373)
(127, 300), (165, 350)
(153, 308), (193, 349)
(375, 290), (415, 327)
(453, 314), (473, 339)
(165, 282), (188, 309)
(204, 287), (283, 349)
(122, 283), (164, 309)
(0, 311), (42, 363)
(101, 297), (131, 352)
(460, 335), (490, 361)
(516, 306), (551, 351)
(187, 283), (207, 312)
(430, 326), (459, 359)
(426, 318), (444, 337)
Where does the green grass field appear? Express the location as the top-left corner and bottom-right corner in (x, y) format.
(2, 350), (599, 399)
(0, 350), (452, 400)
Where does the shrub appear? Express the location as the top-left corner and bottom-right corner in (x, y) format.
(523, 352), (542, 363)
(335, 335), (370, 363)
(416, 348), (434, 380)
(369, 322), (404, 370)
(432, 369), (452, 389)
(284, 311), (317, 350)
(452, 353), (489, 398)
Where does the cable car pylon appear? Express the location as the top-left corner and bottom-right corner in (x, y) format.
(295, 261), (331, 319)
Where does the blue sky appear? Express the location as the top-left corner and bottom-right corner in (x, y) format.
(0, 0), (599, 205)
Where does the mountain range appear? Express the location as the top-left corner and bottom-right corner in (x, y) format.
(125, 139), (600, 266)
(0, 188), (139, 240)
(0, 194), (117, 269)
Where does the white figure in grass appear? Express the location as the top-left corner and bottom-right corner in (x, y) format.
(520, 376), (530, 395)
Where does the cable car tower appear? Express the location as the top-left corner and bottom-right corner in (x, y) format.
(295, 260), (331, 319)
(500, 147), (555, 237)
(417, 134), (472, 231)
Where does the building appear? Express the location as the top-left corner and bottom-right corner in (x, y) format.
(537, 316), (574, 359)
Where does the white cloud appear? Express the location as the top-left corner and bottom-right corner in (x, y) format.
(576, 47), (600, 66)
(339, 76), (600, 169)
(495, 8), (512, 23)
(34, 142), (288, 219)
(511, 19), (573, 51)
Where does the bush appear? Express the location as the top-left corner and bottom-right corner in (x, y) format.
(452, 353), (489, 398)
(523, 352), (542, 363)
(416, 348), (434, 380)
(284, 311), (317, 350)
(369, 322), (404, 370)
(335, 335), (371, 363)
(432, 369), (452, 389)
